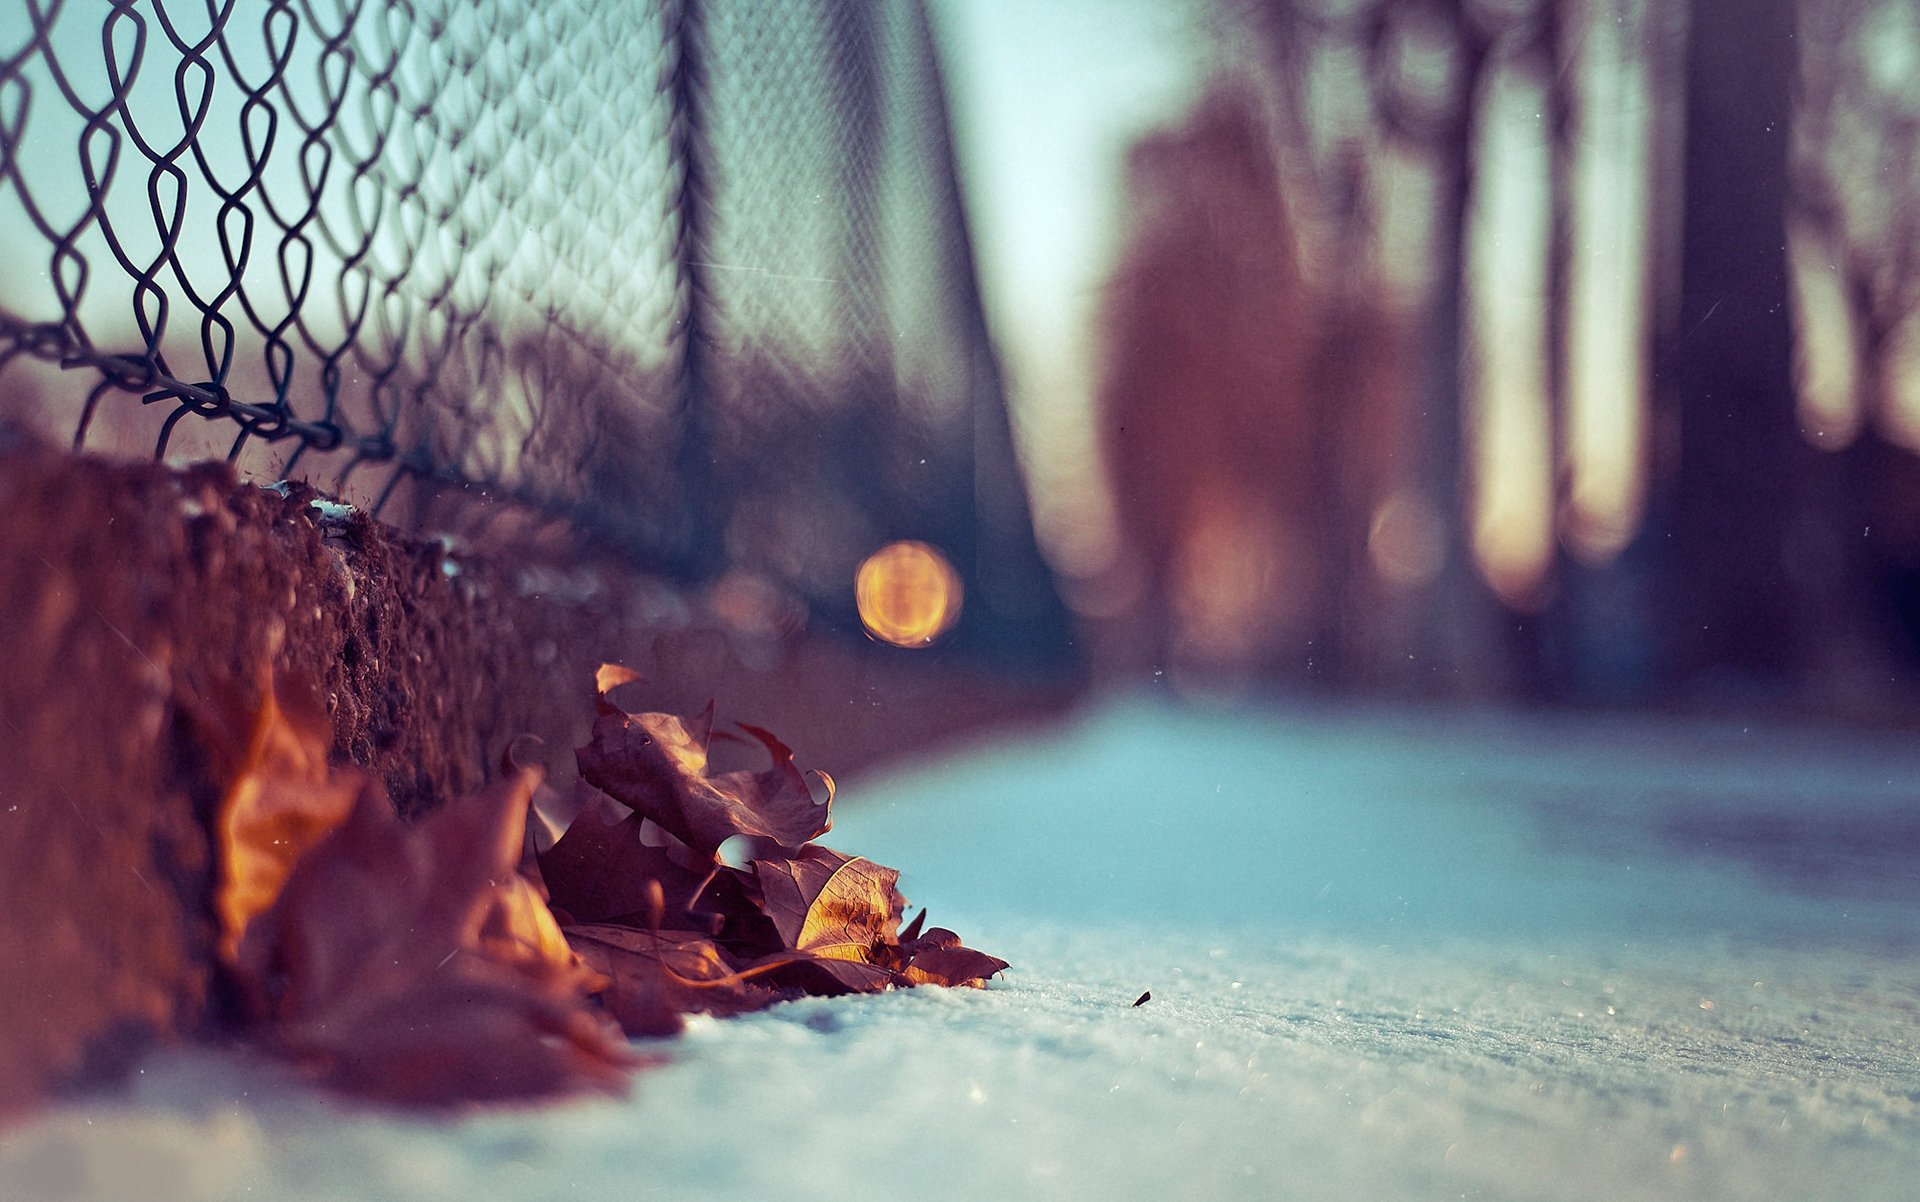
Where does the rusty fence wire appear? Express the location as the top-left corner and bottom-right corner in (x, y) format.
(0, 0), (1068, 660)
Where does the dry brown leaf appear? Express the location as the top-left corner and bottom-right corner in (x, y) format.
(576, 664), (831, 856)
(567, 923), (779, 1036)
(595, 662), (644, 695)
(273, 963), (638, 1105)
(480, 871), (593, 985)
(884, 924), (1010, 988)
(752, 847), (902, 958)
(538, 796), (719, 927)
(733, 847), (901, 993)
(209, 674), (359, 962)
(232, 763), (633, 1102)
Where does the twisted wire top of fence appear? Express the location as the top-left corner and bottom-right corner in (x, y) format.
(0, 0), (1068, 659)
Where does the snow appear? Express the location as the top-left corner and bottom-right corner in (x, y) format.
(6, 697), (1918, 1201)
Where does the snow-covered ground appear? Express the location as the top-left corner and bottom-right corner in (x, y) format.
(6, 697), (1918, 1201)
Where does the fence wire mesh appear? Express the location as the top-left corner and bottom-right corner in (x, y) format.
(0, 0), (1066, 660)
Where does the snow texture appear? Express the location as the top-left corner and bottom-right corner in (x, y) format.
(5, 697), (1918, 1201)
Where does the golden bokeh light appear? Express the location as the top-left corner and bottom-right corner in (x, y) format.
(855, 541), (963, 647)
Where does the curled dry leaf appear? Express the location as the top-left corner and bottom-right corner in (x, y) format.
(747, 847), (904, 992)
(239, 770), (543, 1013)
(883, 924), (1011, 989)
(567, 923), (779, 1036)
(216, 682), (633, 1105)
(274, 960), (638, 1106)
(576, 664), (832, 856)
(479, 869), (587, 984)
(208, 673), (360, 962)
(537, 797), (719, 927)
(752, 847), (904, 952)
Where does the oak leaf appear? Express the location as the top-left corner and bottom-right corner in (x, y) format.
(747, 847), (905, 992)
(882, 919), (1010, 988)
(538, 796), (727, 930)
(576, 665), (832, 856)
(752, 847), (903, 954)
(567, 922), (779, 1036)
(208, 674), (359, 962)
(233, 763), (633, 1103)
(268, 959), (636, 1105)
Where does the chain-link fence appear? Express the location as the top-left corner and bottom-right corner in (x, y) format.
(0, 0), (1068, 662)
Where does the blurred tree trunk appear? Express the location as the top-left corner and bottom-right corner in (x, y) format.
(1783, 0), (1920, 711)
(1658, 0), (1801, 696)
(1503, 0), (1579, 702)
(1412, 10), (1499, 697)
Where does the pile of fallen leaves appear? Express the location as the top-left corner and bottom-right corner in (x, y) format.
(209, 664), (1004, 1105)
